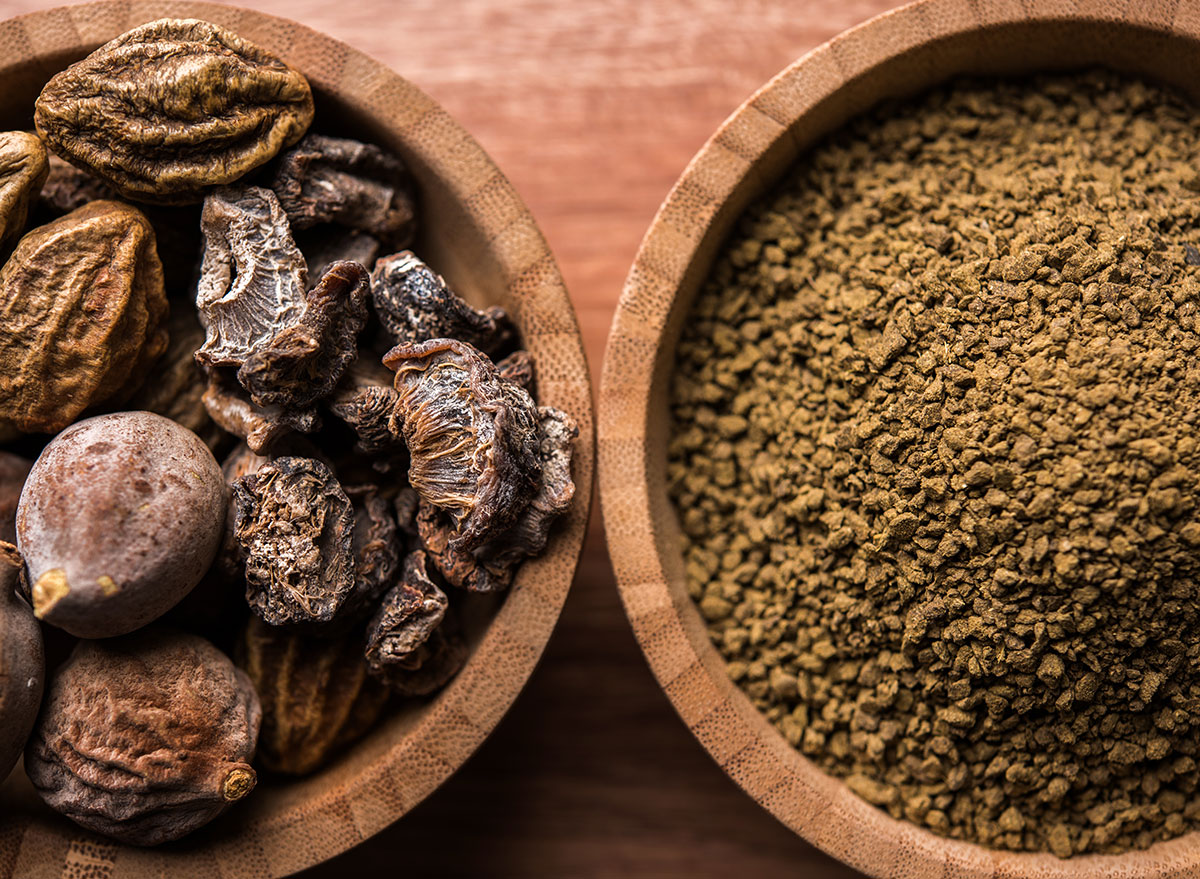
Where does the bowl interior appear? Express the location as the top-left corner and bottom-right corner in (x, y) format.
(0, 3), (593, 877)
(601, 3), (1200, 877)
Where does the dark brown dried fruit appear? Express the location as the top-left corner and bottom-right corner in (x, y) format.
(0, 452), (32, 544)
(272, 134), (415, 248)
(237, 615), (388, 775)
(237, 260), (370, 409)
(0, 542), (43, 782)
(364, 550), (447, 679)
(202, 369), (320, 454)
(17, 412), (228, 639)
(496, 349), (535, 395)
(371, 613), (467, 698)
(35, 153), (117, 216)
(35, 19), (314, 204)
(385, 338), (541, 552)
(196, 185), (308, 369)
(394, 486), (420, 540)
(299, 227), (380, 285)
(0, 200), (167, 433)
(371, 251), (514, 356)
(328, 360), (403, 456)
(25, 630), (260, 845)
(232, 456), (355, 627)
(345, 486), (403, 617)
(0, 131), (48, 248)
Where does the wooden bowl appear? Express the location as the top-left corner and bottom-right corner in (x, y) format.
(0, 2), (593, 876)
(599, 1), (1200, 877)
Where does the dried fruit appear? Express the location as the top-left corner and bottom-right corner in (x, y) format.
(25, 630), (261, 845)
(345, 485), (403, 616)
(237, 615), (388, 775)
(419, 406), (576, 592)
(364, 550), (447, 677)
(385, 338), (541, 551)
(195, 185), (308, 369)
(0, 452), (32, 544)
(17, 412), (227, 638)
(328, 360), (403, 456)
(231, 456), (355, 627)
(371, 614), (467, 698)
(0, 200), (167, 433)
(202, 369), (320, 454)
(496, 349), (535, 395)
(371, 251), (514, 356)
(299, 227), (380, 285)
(237, 260), (370, 409)
(272, 134), (416, 248)
(0, 131), (48, 248)
(35, 18), (313, 204)
(0, 542), (43, 782)
(35, 153), (116, 216)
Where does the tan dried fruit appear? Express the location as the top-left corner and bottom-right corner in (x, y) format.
(202, 369), (320, 454)
(0, 543), (43, 782)
(34, 19), (314, 204)
(25, 630), (261, 845)
(237, 615), (388, 775)
(0, 131), (48, 248)
(17, 412), (227, 638)
(0, 200), (167, 433)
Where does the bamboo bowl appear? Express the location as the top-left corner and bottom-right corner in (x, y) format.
(599, 1), (1200, 876)
(0, 2), (593, 877)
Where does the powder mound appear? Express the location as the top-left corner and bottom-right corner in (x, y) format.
(669, 71), (1200, 857)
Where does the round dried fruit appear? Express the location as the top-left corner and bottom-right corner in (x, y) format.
(17, 411), (227, 638)
(0, 543), (43, 782)
(34, 19), (314, 204)
(0, 200), (167, 434)
(25, 630), (261, 845)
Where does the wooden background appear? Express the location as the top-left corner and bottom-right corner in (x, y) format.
(0, 0), (906, 875)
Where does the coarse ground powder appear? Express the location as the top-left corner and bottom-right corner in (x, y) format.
(667, 71), (1200, 857)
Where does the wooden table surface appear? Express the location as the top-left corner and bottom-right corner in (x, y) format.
(0, 0), (903, 875)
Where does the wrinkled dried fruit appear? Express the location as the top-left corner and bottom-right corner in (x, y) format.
(35, 153), (117, 216)
(299, 227), (380, 285)
(196, 185), (308, 368)
(25, 630), (260, 845)
(0, 131), (48, 248)
(237, 615), (388, 775)
(328, 360), (403, 456)
(0, 543), (43, 782)
(496, 349), (535, 395)
(344, 485), (403, 617)
(385, 338), (541, 551)
(371, 251), (514, 356)
(418, 406), (576, 592)
(203, 369), (320, 454)
(0, 452), (32, 544)
(364, 550), (447, 677)
(273, 134), (416, 248)
(17, 412), (228, 638)
(370, 611), (467, 698)
(0, 200), (167, 433)
(394, 486), (420, 539)
(35, 18), (313, 204)
(232, 456), (355, 626)
(237, 260), (369, 409)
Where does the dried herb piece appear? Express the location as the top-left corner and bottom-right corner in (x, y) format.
(232, 456), (355, 627)
(299, 227), (380, 285)
(0, 131), (48, 248)
(237, 260), (370, 409)
(272, 134), (416, 248)
(195, 185), (308, 369)
(496, 349), (535, 395)
(345, 486), (403, 617)
(35, 153), (116, 216)
(0, 200), (167, 433)
(203, 369), (320, 454)
(364, 550), (448, 679)
(385, 338), (542, 551)
(328, 360), (403, 456)
(0, 542), (43, 782)
(0, 452), (31, 544)
(237, 615), (388, 776)
(17, 412), (228, 639)
(35, 19), (313, 204)
(371, 251), (514, 356)
(25, 631), (260, 845)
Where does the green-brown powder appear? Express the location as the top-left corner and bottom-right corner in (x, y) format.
(668, 71), (1200, 857)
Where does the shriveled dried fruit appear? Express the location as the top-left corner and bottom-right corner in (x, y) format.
(203, 369), (320, 454)
(237, 615), (388, 775)
(370, 612), (467, 698)
(299, 227), (380, 285)
(196, 185), (308, 369)
(371, 251), (514, 356)
(35, 153), (116, 216)
(328, 360), (403, 456)
(364, 550), (447, 677)
(0, 452), (32, 544)
(394, 486), (420, 539)
(0, 131), (48, 248)
(273, 134), (415, 248)
(16, 412), (228, 638)
(35, 18), (314, 204)
(345, 485), (403, 617)
(25, 630), (260, 845)
(232, 456), (355, 627)
(237, 260), (369, 409)
(385, 338), (541, 551)
(496, 349), (535, 395)
(0, 543), (43, 782)
(0, 200), (167, 433)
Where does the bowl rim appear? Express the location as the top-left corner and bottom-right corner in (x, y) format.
(598, 0), (1200, 876)
(0, 2), (594, 876)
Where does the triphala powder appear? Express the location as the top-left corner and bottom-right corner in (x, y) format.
(668, 71), (1200, 856)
